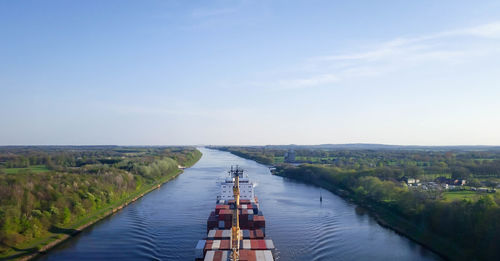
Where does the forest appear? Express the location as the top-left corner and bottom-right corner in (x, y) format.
(215, 146), (500, 261)
(215, 146), (500, 180)
(0, 146), (201, 259)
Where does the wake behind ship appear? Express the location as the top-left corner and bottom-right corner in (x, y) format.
(195, 166), (275, 261)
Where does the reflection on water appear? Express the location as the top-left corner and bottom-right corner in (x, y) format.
(38, 148), (442, 261)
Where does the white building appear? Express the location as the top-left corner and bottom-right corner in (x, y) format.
(217, 175), (255, 200)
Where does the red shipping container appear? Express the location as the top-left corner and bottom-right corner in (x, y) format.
(250, 240), (258, 250)
(215, 205), (229, 215)
(204, 240), (213, 254)
(247, 250), (256, 261)
(255, 229), (264, 238)
(259, 239), (268, 250)
(219, 240), (230, 250)
(239, 250), (250, 261)
(213, 251), (223, 261)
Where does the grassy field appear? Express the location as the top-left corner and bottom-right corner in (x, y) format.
(442, 191), (481, 202)
(273, 156), (284, 163)
(4, 165), (49, 174)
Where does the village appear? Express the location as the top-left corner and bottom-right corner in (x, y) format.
(402, 176), (497, 193)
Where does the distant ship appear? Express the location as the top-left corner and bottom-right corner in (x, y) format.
(195, 166), (275, 261)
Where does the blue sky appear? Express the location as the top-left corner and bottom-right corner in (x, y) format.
(1, 0), (500, 145)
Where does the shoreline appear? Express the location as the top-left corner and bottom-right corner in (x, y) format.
(274, 173), (462, 261)
(5, 151), (203, 261)
(19, 170), (183, 261)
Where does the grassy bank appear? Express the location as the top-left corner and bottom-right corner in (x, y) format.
(272, 169), (461, 260)
(0, 148), (203, 260)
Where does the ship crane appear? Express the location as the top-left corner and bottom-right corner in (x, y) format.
(230, 166), (243, 261)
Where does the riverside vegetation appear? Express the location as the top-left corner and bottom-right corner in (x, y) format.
(0, 146), (202, 260)
(215, 145), (500, 261)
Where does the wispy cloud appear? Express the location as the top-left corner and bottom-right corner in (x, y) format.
(444, 21), (500, 38)
(277, 73), (339, 89)
(107, 103), (249, 120)
(267, 21), (500, 90)
(191, 7), (238, 18)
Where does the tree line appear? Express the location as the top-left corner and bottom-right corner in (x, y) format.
(0, 146), (201, 257)
(274, 164), (500, 260)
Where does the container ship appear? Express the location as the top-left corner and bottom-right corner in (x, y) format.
(195, 166), (275, 261)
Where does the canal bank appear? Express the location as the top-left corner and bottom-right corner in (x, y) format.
(273, 171), (461, 261)
(15, 151), (202, 261)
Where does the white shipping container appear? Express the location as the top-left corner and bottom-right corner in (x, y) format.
(212, 240), (221, 250)
(208, 230), (216, 238)
(256, 250), (266, 261)
(242, 205), (247, 209)
(204, 250), (215, 261)
(247, 209), (254, 215)
(222, 230), (231, 238)
(265, 239), (275, 249)
(221, 250), (229, 261)
(263, 250), (274, 261)
(243, 239), (251, 249)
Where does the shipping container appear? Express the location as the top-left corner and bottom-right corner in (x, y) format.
(212, 240), (221, 250)
(219, 239), (230, 250)
(265, 240), (274, 249)
(222, 230), (231, 238)
(196, 167), (273, 260)
(204, 250), (215, 261)
(255, 229), (264, 239)
(243, 239), (251, 249)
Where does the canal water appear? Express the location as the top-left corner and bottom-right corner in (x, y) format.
(38, 148), (442, 261)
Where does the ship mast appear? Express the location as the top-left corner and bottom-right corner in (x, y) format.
(231, 166), (242, 261)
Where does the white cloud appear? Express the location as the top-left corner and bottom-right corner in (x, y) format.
(270, 21), (500, 90)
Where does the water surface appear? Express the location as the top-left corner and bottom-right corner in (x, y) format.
(38, 148), (442, 260)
